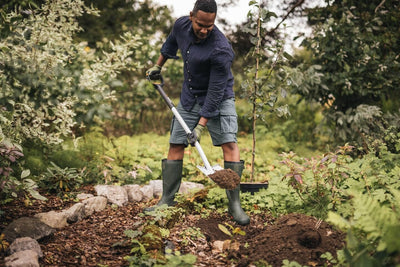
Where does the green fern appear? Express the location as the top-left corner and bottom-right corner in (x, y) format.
(328, 193), (400, 266)
(352, 194), (397, 245)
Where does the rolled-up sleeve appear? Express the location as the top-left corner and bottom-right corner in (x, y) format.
(199, 47), (233, 118)
(160, 21), (180, 60)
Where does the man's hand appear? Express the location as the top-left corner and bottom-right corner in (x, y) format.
(146, 65), (162, 82)
(187, 124), (205, 146)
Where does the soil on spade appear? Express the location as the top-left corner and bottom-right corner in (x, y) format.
(209, 168), (240, 189)
(0, 186), (345, 266)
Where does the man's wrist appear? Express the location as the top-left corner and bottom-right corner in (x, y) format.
(198, 117), (208, 126)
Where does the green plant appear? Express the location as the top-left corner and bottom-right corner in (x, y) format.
(240, 1), (291, 181)
(75, 130), (166, 185)
(0, 0), (144, 161)
(279, 144), (354, 218)
(123, 228), (157, 267)
(179, 227), (206, 246)
(123, 205), (195, 266)
(142, 205), (184, 229)
(327, 193), (400, 266)
(271, 140), (400, 265)
(218, 223), (246, 238)
(252, 259), (272, 267)
(154, 251), (197, 267)
(123, 225), (165, 266)
(174, 189), (211, 217)
(0, 139), (46, 204)
(202, 187), (228, 214)
(299, 0), (400, 147)
(281, 260), (308, 267)
(240, 189), (271, 215)
(39, 162), (84, 195)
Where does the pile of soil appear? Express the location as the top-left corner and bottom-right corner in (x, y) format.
(0, 186), (345, 266)
(209, 169), (240, 189)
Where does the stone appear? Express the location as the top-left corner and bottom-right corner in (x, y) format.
(2, 217), (55, 243)
(34, 210), (68, 229)
(5, 249), (39, 267)
(95, 185), (128, 206)
(140, 184), (154, 201)
(76, 193), (94, 200)
(212, 240), (225, 253)
(8, 237), (43, 257)
(229, 240), (241, 251)
(82, 196), (108, 216)
(147, 180), (205, 198)
(124, 184), (143, 202)
(64, 203), (86, 224)
(179, 181), (205, 194)
(149, 180), (162, 197)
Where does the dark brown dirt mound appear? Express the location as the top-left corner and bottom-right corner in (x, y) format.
(209, 169), (240, 189)
(233, 213), (345, 267)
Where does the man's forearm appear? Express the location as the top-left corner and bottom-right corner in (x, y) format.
(156, 54), (167, 67)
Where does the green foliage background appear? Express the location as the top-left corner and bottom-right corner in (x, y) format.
(297, 0), (400, 149)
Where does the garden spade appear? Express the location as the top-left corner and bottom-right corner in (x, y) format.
(147, 75), (240, 189)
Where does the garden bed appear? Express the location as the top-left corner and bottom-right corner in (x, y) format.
(1, 186), (345, 266)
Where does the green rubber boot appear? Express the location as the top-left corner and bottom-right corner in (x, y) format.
(144, 159), (183, 212)
(225, 160), (250, 225)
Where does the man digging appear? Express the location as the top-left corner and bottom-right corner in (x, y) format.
(145, 0), (249, 225)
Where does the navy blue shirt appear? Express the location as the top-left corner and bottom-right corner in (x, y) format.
(161, 16), (235, 118)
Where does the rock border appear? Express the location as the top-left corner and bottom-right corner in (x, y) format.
(2, 180), (204, 267)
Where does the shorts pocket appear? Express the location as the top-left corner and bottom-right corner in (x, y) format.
(220, 112), (238, 134)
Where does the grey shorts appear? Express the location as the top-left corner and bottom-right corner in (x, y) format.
(169, 98), (238, 146)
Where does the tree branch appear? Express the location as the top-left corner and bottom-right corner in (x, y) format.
(268, 0), (305, 34)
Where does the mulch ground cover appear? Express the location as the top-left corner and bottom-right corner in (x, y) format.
(1, 185), (345, 266)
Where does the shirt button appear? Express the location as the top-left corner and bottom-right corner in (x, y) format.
(189, 79), (191, 82)
(190, 87), (193, 90)
(187, 50), (189, 54)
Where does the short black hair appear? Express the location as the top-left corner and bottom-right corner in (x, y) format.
(193, 0), (217, 14)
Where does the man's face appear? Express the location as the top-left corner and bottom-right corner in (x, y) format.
(189, 10), (216, 40)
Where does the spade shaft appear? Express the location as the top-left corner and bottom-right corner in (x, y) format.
(153, 81), (217, 176)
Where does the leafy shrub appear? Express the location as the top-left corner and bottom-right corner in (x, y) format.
(0, 0), (144, 182)
(39, 162), (84, 195)
(0, 139), (46, 204)
(280, 144), (354, 218)
(299, 1), (400, 148)
(49, 150), (86, 169)
(74, 129), (165, 185)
